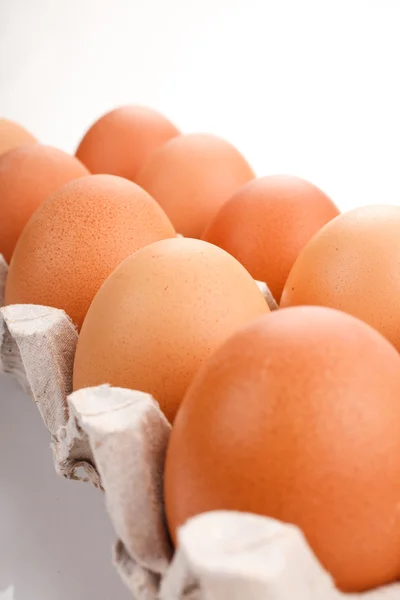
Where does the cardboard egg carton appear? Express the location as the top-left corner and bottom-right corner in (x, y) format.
(0, 252), (398, 600)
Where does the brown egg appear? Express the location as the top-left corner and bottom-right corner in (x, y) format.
(281, 205), (400, 351)
(73, 238), (269, 422)
(75, 106), (180, 182)
(136, 134), (255, 238)
(0, 118), (37, 157)
(203, 175), (339, 301)
(0, 145), (89, 263)
(5, 174), (176, 328)
(164, 306), (400, 592)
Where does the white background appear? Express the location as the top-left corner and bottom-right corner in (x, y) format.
(1, 0), (400, 212)
(1, 1), (400, 599)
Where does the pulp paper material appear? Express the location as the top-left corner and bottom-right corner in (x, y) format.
(0, 303), (96, 482)
(1, 305), (76, 433)
(0, 306), (27, 391)
(68, 386), (173, 572)
(113, 541), (162, 600)
(161, 512), (400, 600)
(67, 385), (400, 600)
(0, 255), (26, 387)
(254, 280), (278, 311)
(1, 278), (399, 599)
(161, 511), (339, 600)
(68, 386), (173, 598)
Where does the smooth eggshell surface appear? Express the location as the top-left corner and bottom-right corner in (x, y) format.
(164, 306), (400, 592)
(76, 105), (180, 182)
(136, 133), (255, 238)
(203, 175), (339, 301)
(0, 144), (88, 263)
(0, 118), (37, 157)
(73, 238), (269, 423)
(281, 205), (400, 351)
(5, 174), (176, 328)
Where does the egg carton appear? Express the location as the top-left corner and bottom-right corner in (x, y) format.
(0, 253), (398, 600)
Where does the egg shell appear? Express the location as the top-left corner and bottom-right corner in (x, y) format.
(203, 175), (339, 301)
(4, 174), (176, 329)
(164, 306), (400, 592)
(281, 205), (400, 351)
(73, 237), (269, 423)
(0, 118), (37, 157)
(0, 144), (89, 263)
(136, 133), (255, 238)
(76, 106), (180, 182)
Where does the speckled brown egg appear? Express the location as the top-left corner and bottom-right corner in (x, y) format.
(281, 205), (400, 351)
(4, 174), (176, 327)
(164, 306), (400, 592)
(0, 144), (89, 263)
(136, 133), (255, 237)
(75, 106), (180, 181)
(203, 175), (339, 301)
(0, 118), (37, 157)
(72, 238), (269, 422)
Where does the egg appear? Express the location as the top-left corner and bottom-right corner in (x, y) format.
(202, 175), (339, 301)
(4, 174), (176, 328)
(0, 145), (89, 263)
(281, 205), (400, 351)
(164, 306), (400, 592)
(75, 106), (180, 182)
(73, 238), (269, 422)
(0, 118), (37, 157)
(136, 133), (255, 238)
